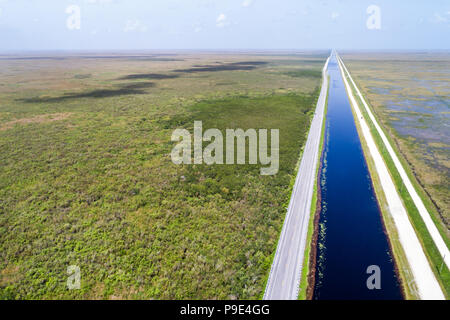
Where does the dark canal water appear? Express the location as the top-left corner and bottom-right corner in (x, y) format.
(312, 54), (403, 300)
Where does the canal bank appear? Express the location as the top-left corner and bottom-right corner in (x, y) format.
(312, 53), (403, 300)
(337, 55), (446, 299)
(263, 54), (330, 300)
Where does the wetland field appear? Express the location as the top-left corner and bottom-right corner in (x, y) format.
(0, 51), (326, 299)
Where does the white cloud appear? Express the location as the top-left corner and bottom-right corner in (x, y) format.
(331, 12), (340, 21)
(430, 11), (450, 24)
(216, 13), (228, 28)
(193, 22), (204, 33)
(242, 0), (253, 7)
(431, 13), (447, 23)
(124, 19), (148, 32)
(217, 14), (226, 23)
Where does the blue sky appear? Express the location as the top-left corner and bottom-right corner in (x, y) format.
(0, 0), (449, 51)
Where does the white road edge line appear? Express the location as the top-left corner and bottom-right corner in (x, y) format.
(337, 54), (445, 300)
(339, 56), (450, 270)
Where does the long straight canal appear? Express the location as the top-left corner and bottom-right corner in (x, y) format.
(312, 54), (403, 299)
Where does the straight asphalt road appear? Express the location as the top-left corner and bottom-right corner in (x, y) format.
(263, 54), (330, 300)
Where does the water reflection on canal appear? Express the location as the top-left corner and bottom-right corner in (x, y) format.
(313, 54), (403, 300)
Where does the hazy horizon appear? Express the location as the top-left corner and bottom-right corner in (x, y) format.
(0, 0), (449, 52)
(2, 49), (450, 56)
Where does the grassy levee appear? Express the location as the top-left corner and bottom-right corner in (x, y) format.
(298, 76), (330, 300)
(341, 63), (450, 298)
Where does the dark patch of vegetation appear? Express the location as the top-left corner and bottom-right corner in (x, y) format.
(175, 65), (254, 73)
(74, 74), (92, 79)
(18, 83), (155, 103)
(229, 61), (268, 66)
(118, 82), (156, 90)
(174, 61), (267, 73)
(285, 69), (322, 78)
(18, 88), (145, 103)
(215, 81), (237, 86)
(129, 58), (183, 62)
(118, 73), (179, 80)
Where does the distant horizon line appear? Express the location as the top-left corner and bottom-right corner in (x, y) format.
(1, 48), (449, 55)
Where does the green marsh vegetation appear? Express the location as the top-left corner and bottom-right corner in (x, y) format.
(0, 53), (324, 299)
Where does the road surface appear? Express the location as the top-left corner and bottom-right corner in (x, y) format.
(263, 54), (330, 300)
